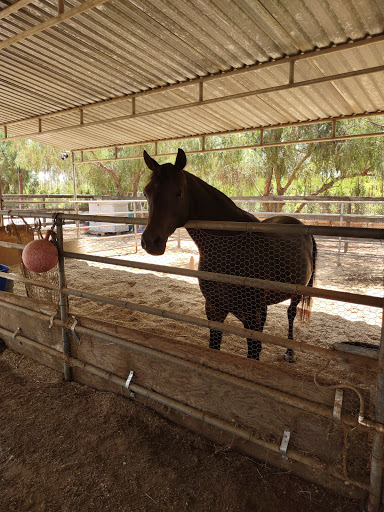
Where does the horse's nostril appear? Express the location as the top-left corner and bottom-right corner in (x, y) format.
(153, 236), (163, 248)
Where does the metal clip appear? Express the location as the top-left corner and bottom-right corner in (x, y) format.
(48, 312), (56, 329)
(280, 427), (291, 460)
(333, 389), (344, 422)
(12, 327), (21, 339)
(71, 316), (81, 344)
(125, 370), (135, 398)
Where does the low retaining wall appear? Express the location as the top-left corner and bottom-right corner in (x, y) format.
(0, 292), (375, 502)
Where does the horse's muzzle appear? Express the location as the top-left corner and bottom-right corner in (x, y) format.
(141, 233), (166, 255)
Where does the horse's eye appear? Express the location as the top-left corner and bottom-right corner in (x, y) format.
(176, 191), (183, 198)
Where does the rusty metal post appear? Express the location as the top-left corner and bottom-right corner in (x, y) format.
(344, 202), (352, 253)
(337, 202), (344, 266)
(367, 308), (384, 511)
(71, 152), (80, 239)
(56, 215), (72, 381)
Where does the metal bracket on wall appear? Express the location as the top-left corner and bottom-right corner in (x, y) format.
(125, 370), (135, 399)
(12, 327), (21, 339)
(70, 316), (81, 344)
(280, 427), (291, 460)
(333, 389), (344, 422)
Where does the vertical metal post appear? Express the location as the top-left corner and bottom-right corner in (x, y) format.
(337, 202), (344, 266)
(289, 60), (295, 85)
(133, 200), (137, 236)
(199, 80), (203, 102)
(344, 202), (352, 253)
(56, 215), (72, 381)
(367, 308), (384, 511)
(42, 197), (47, 227)
(71, 152), (79, 238)
(18, 167), (23, 209)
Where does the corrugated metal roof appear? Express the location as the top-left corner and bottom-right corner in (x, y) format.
(1, 0), (384, 150)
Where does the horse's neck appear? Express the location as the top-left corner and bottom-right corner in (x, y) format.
(185, 172), (255, 222)
(184, 171), (257, 250)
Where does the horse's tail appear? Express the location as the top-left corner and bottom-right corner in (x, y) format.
(299, 236), (317, 325)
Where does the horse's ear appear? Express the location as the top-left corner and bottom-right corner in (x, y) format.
(143, 150), (159, 172)
(174, 148), (186, 171)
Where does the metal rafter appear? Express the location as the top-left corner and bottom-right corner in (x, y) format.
(3, 32), (384, 130)
(0, 0), (35, 20)
(0, 0), (110, 50)
(2, 60), (384, 148)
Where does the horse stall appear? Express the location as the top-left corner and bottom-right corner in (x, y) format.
(0, 210), (383, 510)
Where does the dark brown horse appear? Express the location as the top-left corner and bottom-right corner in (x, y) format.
(141, 149), (317, 362)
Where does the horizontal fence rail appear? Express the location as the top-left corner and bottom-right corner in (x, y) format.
(0, 318), (372, 493)
(1, 209), (383, 506)
(1, 210), (384, 239)
(0, 266), (379, 370)
(0, 295), (380, 439)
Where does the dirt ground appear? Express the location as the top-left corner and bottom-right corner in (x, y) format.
(2, 230), (383, 511)
(1, 350), (363, 512)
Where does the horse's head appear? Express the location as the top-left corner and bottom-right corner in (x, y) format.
(141, 148), (189, 255)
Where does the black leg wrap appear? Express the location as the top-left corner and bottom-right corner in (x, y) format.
(247, 339), (262, 360)
(209, 329), (222, 350)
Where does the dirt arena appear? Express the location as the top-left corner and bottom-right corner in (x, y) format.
(2, 229), (383, 511)
(1, 350), (362, 512)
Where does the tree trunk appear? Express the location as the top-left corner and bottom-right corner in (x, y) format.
(262, 169), (273, 212)
(294, 167), (372, 213)
(132, 162), (143, 196)
(91, 152), (124, 196)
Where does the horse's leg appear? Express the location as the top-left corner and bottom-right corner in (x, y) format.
(286, 295), (301, 363)
(205, 302), (228, 351)
(244, 305), (267, 360)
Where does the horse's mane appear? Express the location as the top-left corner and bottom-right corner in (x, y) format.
(185, 171), (257, 222)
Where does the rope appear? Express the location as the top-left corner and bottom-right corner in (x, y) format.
(314, 360), (366, 421)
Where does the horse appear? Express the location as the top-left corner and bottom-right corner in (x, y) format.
(141, 148), (317, 362)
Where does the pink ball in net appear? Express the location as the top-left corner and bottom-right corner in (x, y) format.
(22, 231), (58, 273)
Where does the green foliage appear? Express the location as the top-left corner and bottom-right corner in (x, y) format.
(1, 119), (384, 210)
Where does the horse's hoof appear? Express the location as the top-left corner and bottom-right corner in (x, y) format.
(284, 354), (296, 364)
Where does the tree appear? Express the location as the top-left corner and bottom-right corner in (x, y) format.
(1, 118), (383, 204)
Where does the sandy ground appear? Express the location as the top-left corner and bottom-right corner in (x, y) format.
(62, 231), (383, 361)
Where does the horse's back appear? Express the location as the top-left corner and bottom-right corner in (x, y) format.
(262, 215), (304, 225)
(197, 227), (314, 315)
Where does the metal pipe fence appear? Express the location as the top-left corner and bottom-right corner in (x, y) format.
(0, 210), (383, 508)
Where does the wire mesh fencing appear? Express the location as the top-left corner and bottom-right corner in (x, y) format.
(1, 212), (383, 495)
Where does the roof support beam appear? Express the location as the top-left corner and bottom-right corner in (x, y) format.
(3, 63), (384, 142)
(72, 128), (384, 164)
(0, 0), (110, 50)
(71, 114), (384, 165)
(4, 32), (384, 129)
(0, 0), (34, 20)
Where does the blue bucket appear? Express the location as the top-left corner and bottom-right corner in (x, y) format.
(0, 264), (9, 292)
